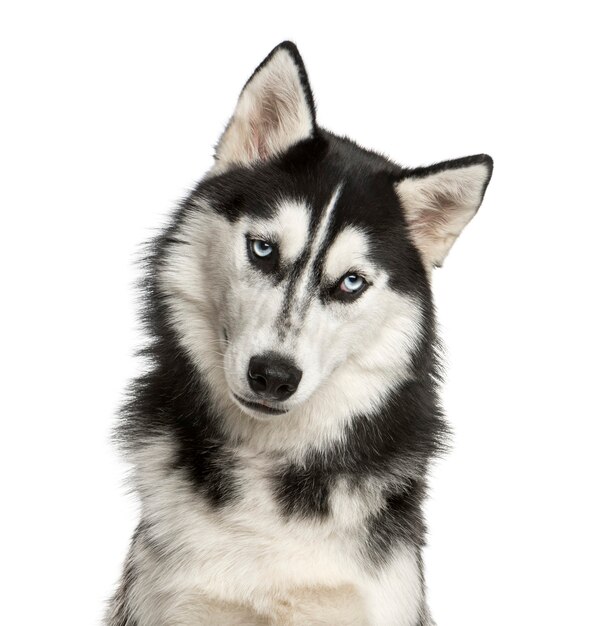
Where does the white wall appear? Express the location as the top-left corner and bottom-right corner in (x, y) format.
(1, 1), (608, 624)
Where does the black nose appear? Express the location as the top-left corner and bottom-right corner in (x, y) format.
(247, 354), (302, 401)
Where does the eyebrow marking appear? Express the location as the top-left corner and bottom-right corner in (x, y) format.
(322, 225), (371, 282)
(272, 200), (310, 262)
(277, 185), (343, 336)
(245, 200), (310, 262)
(293, 185), (343, 303)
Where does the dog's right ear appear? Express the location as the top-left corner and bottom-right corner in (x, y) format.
(214, 42), (316, 171)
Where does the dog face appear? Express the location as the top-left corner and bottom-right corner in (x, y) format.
(158, 42), (492, 425)
(199, 176), (427, 421)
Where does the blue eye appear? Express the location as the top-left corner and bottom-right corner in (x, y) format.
(340, 274), (366, 294)
(251, 240), (273, 258)
(248, 238), (278, 274)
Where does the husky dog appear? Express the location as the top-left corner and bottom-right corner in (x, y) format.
(107, 41), (492, 625)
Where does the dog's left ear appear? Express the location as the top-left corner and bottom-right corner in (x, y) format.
(214, 41), (316, 170)
(395, 155), (493, 268)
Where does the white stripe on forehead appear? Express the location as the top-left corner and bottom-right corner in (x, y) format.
(323, 225), (371, 282)
(292, 185), (343, 304)
(245, 200), (310, 262)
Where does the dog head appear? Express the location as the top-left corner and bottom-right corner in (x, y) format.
(158, 42), (492, 431)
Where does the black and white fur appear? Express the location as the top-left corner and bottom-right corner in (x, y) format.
(107, 42), (493, 625)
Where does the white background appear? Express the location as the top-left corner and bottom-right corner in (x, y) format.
(1, 1), (609, 624)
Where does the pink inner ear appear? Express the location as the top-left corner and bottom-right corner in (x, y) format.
(247, 100), (276, 162)
(413, 203), (449, 239)
(255, 90), (287, 161)
(249, 120), (264, 161)
(215, 47), (315, 169)
(396, 161), (491, 268)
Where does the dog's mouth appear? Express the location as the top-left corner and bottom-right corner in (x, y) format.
(232, 393), (289, 416)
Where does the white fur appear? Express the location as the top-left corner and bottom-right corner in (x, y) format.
(121, 436), (424, 625)
(361, 545), (425, 625)
(396, 162), (489, 267)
